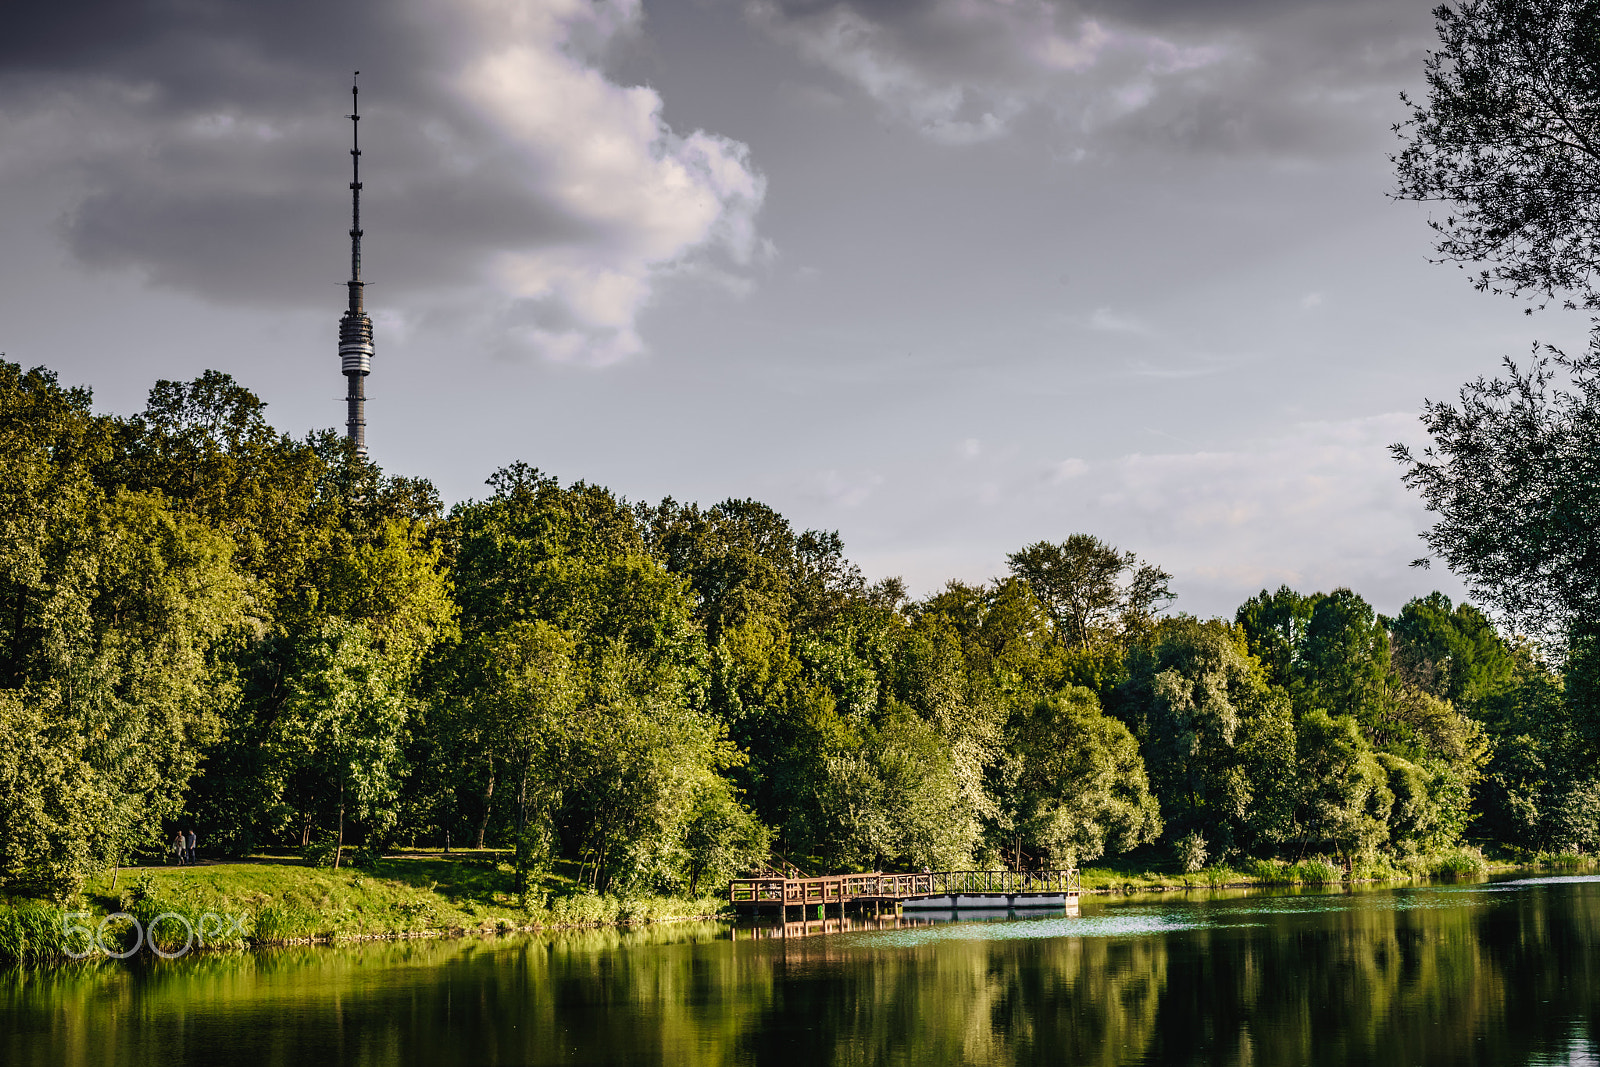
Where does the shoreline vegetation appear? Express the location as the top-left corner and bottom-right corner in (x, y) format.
(6, 361), (1600, 977)
(3, 849), (1594, 968)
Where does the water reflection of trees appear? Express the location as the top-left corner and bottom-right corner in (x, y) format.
(3, 888), (1597, 1066)
(743, 888), (1598, 1067)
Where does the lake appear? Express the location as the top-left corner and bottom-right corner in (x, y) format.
(6, 873), (1597, 1066)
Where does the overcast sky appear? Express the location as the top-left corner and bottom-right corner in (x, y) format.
(1, 0), (1586, 618)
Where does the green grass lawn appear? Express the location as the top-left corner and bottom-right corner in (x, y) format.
(0, 854), (729, 964)
(85, 858), (527, 940)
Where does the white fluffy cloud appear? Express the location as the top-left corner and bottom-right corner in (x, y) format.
(451, 0), (765, 362)
(0, 0), (766, 366)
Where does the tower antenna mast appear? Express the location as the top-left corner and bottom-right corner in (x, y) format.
(338, 72), (373, 456)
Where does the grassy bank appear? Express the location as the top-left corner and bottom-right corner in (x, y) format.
(0, 854), (725, 966)
(1078, 846), (1546, 893)
(7, 848), (1595, 966)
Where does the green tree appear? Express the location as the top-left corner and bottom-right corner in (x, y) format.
(274, 620), (409, 868)
(1006, 535), (1173, 650)
(1234, 688), (1299, 853)
(118, 371), (342, 624)
(1299, 589), (1392, 722)
(1295, 711), (1394, 867)
(1004, 688), (1162, 868)
(1392, 347), (1600, 772)
(186, 509), (451, 856)
(1394, 0), (1600, 824)
(1117, 618), (1291, 858)
(640, 496), (889, 861)
(1386, 593), (1518, 711)
(480, 620), (579, 898)
(1393, 348), (1600, 646)
(0, 366), (250, 895)
(817, 705), (976, 872)
(105, 369), (452, 857)
(1235, 586), (1319, 691)
(893, 616), (1003, 860)
(1394, 0), (1600, 311)
(443, 466), (745, 894)
(1, 366), (256, 896)
(565, 643), (742, 893)
(1236, 587), (1491, 853)
(682, 786), (772, 896)
(915, 578), (1123, 701)
(1474, 651), (1600, 850)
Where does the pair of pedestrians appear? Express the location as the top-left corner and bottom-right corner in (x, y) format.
(170, 829), (199, 865)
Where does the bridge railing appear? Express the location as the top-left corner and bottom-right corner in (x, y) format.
(932, 869), (1081, 895)
(729, 878), (792, 904)
(729, 868), (1080, 905)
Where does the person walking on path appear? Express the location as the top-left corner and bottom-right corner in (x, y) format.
(171, 830), (187, 866)
(186, 829), (198, 865)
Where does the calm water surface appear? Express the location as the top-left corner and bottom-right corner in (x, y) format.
(6, 874), (1597, 1066)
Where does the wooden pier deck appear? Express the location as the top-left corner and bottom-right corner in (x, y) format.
(729, 869), (1080, 918)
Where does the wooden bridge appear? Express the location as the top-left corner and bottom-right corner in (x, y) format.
(729, 869), (1080, 919)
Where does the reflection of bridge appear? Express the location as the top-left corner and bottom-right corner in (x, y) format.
(729, 869), (1081, 920)
(732, 914), (938, 941)
(732, 904), (1082, 941)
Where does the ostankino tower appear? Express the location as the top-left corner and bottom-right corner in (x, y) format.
(339, 74), (373, 456)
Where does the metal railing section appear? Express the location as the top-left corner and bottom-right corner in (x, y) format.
(729, 869), (1081, 904)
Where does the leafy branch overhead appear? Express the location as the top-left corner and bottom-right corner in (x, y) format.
(1393, 342), (1600, 645)
(1394, 0), (1600, 311)
(1393, 1), (1600, 756)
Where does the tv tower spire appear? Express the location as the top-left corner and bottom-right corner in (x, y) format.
(338, 72), (373, 456)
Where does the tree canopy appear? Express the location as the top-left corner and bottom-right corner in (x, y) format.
(2, 360), (1589, 899)
(1394, 0), (1600, 311)
(1392, 345), (1600, 646)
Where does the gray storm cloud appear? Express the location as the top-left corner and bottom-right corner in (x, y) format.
(742, 0), (1430, 154)
(0, 0), (766, 365)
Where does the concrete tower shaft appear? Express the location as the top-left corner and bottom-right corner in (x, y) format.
(339, 74), (373, 455)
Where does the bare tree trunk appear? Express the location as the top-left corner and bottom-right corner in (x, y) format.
(593, 831), (612, 894)
(517, 762), (529, 837)
(334, 778), (345, 870)
(476, 756), (496, 850)
(514, 761), (531, 902)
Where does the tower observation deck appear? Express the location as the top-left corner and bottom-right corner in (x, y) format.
(339, 74), (373, 455)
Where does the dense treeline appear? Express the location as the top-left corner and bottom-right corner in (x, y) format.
(3, 362), (1596, 902)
